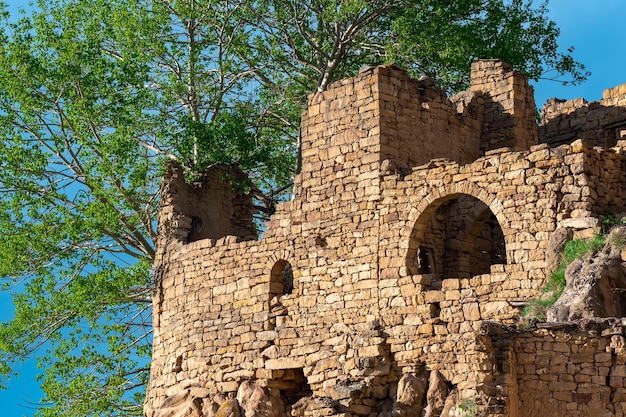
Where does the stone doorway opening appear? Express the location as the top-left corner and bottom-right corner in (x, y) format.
(267, 368), (313, 416)
(408, 194), (506, 285)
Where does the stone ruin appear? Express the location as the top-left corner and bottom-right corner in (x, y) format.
(144, 60), (626, 417)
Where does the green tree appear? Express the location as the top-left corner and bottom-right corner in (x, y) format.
(246, 0), (588, 96)
(388, 0), (588, 91)
(0, 0), (293, 415)
(0, 0), (586, 415)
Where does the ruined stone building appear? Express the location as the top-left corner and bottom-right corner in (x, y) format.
(144, 60), (626, 417)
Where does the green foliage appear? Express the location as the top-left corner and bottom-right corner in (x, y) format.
(0, 1), (159, 410)
(177, 111), (294, 185)
(247, 0), (588, 97)
(0, 0), (588, 415)
(601, 212), (626, 234)
(1, 261), (152, 416)
(459, 396), (477, 417)
(611, 233), (626, 251)
(523, 234), (606, 321)
(599, 213), (626, 249)
(389, 0), (588, 91)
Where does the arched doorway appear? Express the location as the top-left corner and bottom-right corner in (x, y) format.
(407, 194), (506, 286)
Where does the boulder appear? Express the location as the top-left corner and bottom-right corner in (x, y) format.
(155, 387), (211, 417)
(440, 390), (459, 417)
(424, 371), (449, 417)
(545, 227), (573, 273)
(236, 380), (287, 417)
(215, 399), (241, 417)
(393, 371), (428, 417)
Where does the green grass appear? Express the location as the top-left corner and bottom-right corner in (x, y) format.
(602, 212), (626, 234)
(459, 396), (477, 417)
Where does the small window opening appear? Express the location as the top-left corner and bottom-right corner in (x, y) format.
(315, 236), (327, 247)
(431, 302), (441, 319)
(270, 260), (294, 297)
(418, 247), (432, 274)
(172, 355), (182, 373)
(604, 121), (626, 146)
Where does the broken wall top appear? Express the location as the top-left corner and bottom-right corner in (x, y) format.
(540, 82), (626, 147)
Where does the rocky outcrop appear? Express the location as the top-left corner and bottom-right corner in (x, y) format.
(236, 381), (287, 417)
(545, 227), (574, 274)
(156, 381), (290, 417)
(392, 370), (453, 417)
(215, 399), (241, 417)
(548, 227), (626, 321)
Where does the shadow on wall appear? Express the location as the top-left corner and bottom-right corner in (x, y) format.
(540, 98), (626, 148)
(407, 194), (506, 287)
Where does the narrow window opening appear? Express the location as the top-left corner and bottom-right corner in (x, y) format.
(431, 302), (441, 319)
(418, 247), (432, 274)
(187, 216), (203, 243)
(172, 355), (183, 373)
(270, 260), (294, 298)
(282, 263), (294, 295)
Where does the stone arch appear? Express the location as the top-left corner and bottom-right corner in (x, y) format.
(270, 260), (294, 297)
(405, 182), (511, 283)
(264, 252), (295, 331)
(266, 248), (296, 297)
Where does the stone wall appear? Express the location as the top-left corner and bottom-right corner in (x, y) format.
(540, 83), (626, 147)
(155, 163), (257, 245)
(470, 60), (538, 152)
(487, 319), (626, 417)
(144, 61), (626, 417)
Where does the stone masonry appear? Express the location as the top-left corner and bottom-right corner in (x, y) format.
(144, 60), (626, 417)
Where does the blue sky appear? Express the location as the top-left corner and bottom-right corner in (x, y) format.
(532, 0), (626, 107)
(1, 0), (626, 416)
